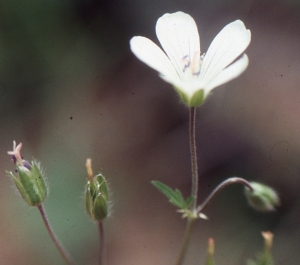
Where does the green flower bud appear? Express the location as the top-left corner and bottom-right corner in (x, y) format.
(6, 141), (47, 206)
(244, 182), (280, 212)
(85, 159), (109, 221)
(247, 232), (274, 265)
(205, 237), (215, 265)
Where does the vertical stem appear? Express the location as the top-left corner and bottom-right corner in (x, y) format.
(98, 221), (105, 265)
(189, 107), (198, 210)
(175, 107), (199, 265)
(175, 219), (195, 265)
(37, 204), (75, 265)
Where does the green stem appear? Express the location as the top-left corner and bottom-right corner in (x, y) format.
(98, 221), (105, 265)
(37, 204), (75, 265)
(197, 177), (253, 214)
(175, 219), (195, 265)
(189, 107), (198, 210)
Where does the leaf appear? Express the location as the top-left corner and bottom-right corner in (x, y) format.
(184, 195), (194, 208)
(151, 180), (185, 208)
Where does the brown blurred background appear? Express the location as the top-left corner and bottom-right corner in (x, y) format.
(0, 0), (300, 264)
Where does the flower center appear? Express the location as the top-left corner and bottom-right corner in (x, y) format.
(182, 52), (205, 77)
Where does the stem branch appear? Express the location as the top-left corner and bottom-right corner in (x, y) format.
(37, 204), (75, 265)
(197, 177), (253, 214)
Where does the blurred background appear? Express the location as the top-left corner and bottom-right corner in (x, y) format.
(0, 0), (300, 264)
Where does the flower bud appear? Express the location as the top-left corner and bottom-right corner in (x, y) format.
(244, 182), (280, 212)
(261, 231), (274, 253)
(205, 237), (215, 265)
(6, 141), (47, 206)
(247, 232), (274, 265)
(85, 159), (109, 221)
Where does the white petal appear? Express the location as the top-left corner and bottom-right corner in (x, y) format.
(156, 12), (200, 79)
(204, 54), (249, 95)
(130, 36), (178, 81)
(200, 20), (251, 83)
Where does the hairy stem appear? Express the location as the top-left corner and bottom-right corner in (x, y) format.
(37, 204), (75, 265)
(189, 107), (198, 210)
(197, 177), (253, 214)
(175, 219), (195, 265)
(98, 221), (105, 265)
(175, 107), (199, 265)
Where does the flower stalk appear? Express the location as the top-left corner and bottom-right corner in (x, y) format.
(98, 221), (105, 265)
(189, 107), (198, 211)
(197, 177), (254, 215)
(175, 107), (199, 265)
(37, 204), (76, 265)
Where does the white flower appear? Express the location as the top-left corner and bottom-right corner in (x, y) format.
(130, 12), (251, 107)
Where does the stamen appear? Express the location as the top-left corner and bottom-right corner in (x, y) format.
(182, 55), (190, 73)
(182, 52), (203, 76)
(191, 51), (201, 76)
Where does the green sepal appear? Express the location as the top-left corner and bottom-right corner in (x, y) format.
(175, 87), (205, 107)
(7, 171), (32, 205)
(85, 182), (94, 219)
(93, 194), (108, 220)
(6, 160), (47, 206)
(245, 182), (280, 212)
(96, 174), (108, 200)
(85, 173), (109, 221)
(151, 180), (194, 210)
(31, 161), (47, 200)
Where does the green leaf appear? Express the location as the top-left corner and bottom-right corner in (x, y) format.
(151, 181), (185, 208)
(184, 195), (194, 208)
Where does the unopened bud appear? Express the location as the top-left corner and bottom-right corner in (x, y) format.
(6, 141), (47, 206)
(245, 182), (280, 212)
(205, 237), (215, 265)
(261, 231), (274, 253)
(85, 159), (109, 221)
